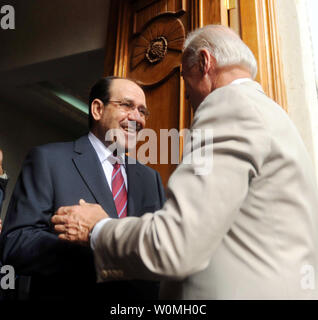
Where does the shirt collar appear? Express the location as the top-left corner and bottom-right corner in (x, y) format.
(88, 132), (125, 165)
(230, 78), (252, 85)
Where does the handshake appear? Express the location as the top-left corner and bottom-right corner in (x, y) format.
(51, 199), (109, 246)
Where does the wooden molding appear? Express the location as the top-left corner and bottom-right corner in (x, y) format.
(240, 0), (287, 111)
(189, 0), (203, 30)
(114, 1), (131, 77)
(265, 0), (287, 111)
(189, 0), (228, 30)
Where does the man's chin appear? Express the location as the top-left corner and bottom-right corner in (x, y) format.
(105, 135), (137, 155)
(119, 139), (137, 155)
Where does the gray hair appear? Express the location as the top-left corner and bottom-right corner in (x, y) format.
(183, 25), (257, 79)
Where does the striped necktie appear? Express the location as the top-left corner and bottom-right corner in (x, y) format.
(111, 162), (127, 218)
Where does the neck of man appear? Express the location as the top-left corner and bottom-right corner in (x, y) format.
(90, 127), (105, 145)
(212, 66), (252, 90)
(90, 128), (127, 155)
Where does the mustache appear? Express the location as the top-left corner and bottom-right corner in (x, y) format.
(121, 121), (143, 132)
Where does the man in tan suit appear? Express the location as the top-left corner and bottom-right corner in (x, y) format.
(52, 25), (318, 299)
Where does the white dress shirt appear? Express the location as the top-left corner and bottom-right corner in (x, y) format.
(230, 78), (252, 85)
(88, 132), (127, 191)
(88, 132), (128, 249)
(0, 173), (8, 179)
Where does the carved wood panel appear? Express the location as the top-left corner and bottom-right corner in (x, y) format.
(133, 0), (186, 34)
(104, 0), (287, 185)
(130, 14), (185, 86)
(104, 0), (224, 186)
(128, 7), (187, 184)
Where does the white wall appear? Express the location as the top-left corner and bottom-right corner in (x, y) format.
(276, 0), (318, 183)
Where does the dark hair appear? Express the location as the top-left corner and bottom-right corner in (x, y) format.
(88, 76), (121, 129)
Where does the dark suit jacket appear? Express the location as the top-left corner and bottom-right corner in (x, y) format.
(0, 176), (8, 300)
(0, 135), (165, 300)
(0, 177), (8, 211)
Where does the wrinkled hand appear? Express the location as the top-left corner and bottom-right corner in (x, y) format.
(51, 199), (109, 246)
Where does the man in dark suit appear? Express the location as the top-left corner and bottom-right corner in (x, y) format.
(0, 76), (165, 300)
(0, 148), (9, 233)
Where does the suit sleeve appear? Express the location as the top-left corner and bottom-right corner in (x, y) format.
(93, 87), (271, 281)
(155, 170), (166, 207)
(0, 147), (88, 276)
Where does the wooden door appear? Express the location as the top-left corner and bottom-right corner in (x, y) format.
(104, 0), (225, 186)
(104, 0), (286, 185)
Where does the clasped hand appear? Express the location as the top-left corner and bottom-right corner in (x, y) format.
(51, 199), (108, 245)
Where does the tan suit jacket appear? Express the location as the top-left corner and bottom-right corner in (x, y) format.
(94, 81), (318, 299)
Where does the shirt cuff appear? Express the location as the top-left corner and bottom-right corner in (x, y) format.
(90, 218), (112, 250)
(0, 172), (8, 179)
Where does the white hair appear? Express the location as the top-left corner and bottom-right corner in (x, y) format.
(184, 25), (257, 79)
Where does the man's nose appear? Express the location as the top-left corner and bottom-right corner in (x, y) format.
(128, 108), (142, 120)
(127, 110), (145, 127)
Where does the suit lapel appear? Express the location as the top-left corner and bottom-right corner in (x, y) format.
(72, 136), (118, 218)
(125, 156), (143, 217)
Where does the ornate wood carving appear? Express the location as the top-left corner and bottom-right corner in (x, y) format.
(130, 14), (185, 86)
(146, 36), (168, 64)
(133, 0), (186, 34)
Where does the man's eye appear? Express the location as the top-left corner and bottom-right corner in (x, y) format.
(120, 102), (131, 108)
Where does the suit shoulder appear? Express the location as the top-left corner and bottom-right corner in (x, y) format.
(26, 140), (75, 163)
(206, 82), (257, 106)
(30, 140), (74, 154)
(195, 81), (276, 127)
(207, 81), (278, 113)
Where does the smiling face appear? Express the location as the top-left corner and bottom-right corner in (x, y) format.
(91, 79), (147, 152)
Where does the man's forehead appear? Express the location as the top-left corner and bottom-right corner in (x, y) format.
(110, 79), (142, 94)
(110, 78), (147, 106)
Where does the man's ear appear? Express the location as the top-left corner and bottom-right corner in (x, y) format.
(198, 49), (214, 75)
(91, 99), (105, 121)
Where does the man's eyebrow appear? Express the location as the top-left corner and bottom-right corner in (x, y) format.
(121, 98), (135, 105)
(122, 98), (134, 103)
(123, 98), (148, 109)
